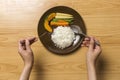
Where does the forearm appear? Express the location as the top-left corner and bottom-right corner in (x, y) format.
(19, 65), (33, 80)
(87, 62), (97, 80)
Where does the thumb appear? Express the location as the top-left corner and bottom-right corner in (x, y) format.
(25, 39), (31, 50)
(88, 37), (95, 51)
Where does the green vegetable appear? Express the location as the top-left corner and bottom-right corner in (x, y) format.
(52, 18), (73, 23)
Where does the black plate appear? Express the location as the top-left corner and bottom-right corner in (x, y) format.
(38, 6), (86, 55)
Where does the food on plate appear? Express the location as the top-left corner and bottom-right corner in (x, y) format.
(44, 12), (76, 49)
(44, 20), (52, 32)
(47, 13), (56, 21)
(52, 18), (73, 23)
(52, 13), (73, 26)
(50, 18), (73, 26)
(44, 13), (56, 32)
(51, 26), (75, 49)
(56, 13), (72, 16)
(55, 15), (73, 18)
(44, 12), (74, 32)
(50, 21), (69, 26)
(55, 13), (73, 18)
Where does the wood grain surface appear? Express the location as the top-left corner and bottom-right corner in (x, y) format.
(0, 0), (120, 80)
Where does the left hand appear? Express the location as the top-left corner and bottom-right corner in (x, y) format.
(18, 37), (37, 67)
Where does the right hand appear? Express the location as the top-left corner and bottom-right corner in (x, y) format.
(81, 37), (102, 65)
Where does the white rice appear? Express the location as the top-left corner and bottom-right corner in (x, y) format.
(51, 26), (75, 49)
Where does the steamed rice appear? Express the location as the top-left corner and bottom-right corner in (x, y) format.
(51, 26), (75, 49)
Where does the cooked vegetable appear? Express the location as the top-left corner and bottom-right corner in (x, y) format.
(55, 16), (73, 19)
(44, 12), (74, 32)
(44, 13), (56, 32)
(50, 21), (69, 26)
(56, 13), (73, 17)
(57, 20), (67, 22)
(47, 13), (56, 21)
(52, 18), (73, 23)
(55, 13), (73, 19)
(44, 20), (52, 32)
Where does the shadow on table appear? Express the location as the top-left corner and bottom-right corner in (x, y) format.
(33, 53), (107, 80)
(96, 53), (107, 80)
(34, 58), (45, 80)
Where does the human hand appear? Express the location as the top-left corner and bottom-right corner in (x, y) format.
(81, 37), (102, 65)
(18, 37), (37, 68)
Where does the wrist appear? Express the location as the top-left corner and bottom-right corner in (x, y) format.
(24, 63), (33, 69)
(87, 60), (95, 67)
(23, 65), (33, 72)
(87, 62), (95, 68)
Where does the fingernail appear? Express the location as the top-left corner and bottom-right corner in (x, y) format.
(35, 38), (38, 41)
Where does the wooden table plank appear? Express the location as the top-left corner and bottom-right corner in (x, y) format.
(0, 0), (120, 80)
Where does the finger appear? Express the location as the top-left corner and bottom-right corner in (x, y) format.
(83, 38), (90, 42)
(19, 39), (26, 50)
(84, 37), (90, 41)
(82, 40), (90, 44)
(88, 37), (95, 51)
(27, 37), (36, 40)
(25, 39), (31, 50)
(34, 37), (38, 42)
(27, 37), (37, 41)
(94, 39), (101, 50)
(95, 45), (102, 55)
(18, 40), (22, 50)
(82, 41), (88, 44)
(81, 44), (89, 47)
(94, 38), (101, 46)
(20, 39), (25, 44)
(86, 43), (90, 47)
(18, 40), (25, 54)
(27, 37), (38, 45)
(82, 40), (90, 46)
(81, 40), (90, 46)
(95, 45), (101, 50)
(81, 44), (85, 47)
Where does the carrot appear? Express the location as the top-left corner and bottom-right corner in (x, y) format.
(50, 21), (69, 26)
(57, 20), (67, 22)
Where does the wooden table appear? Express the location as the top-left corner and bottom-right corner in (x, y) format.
(0, 0), (120, 80)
